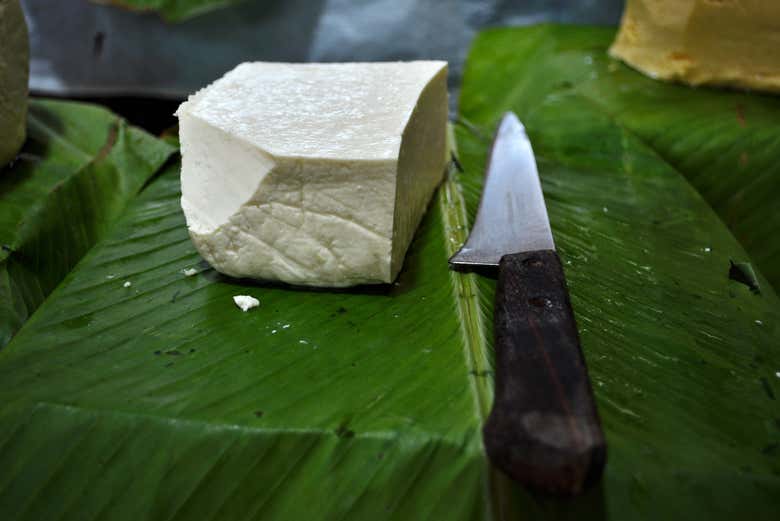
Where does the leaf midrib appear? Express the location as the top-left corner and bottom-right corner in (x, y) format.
(439, 132), (495, 518)
(439, 169), (493, 420)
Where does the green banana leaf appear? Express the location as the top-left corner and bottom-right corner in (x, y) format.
(92, 0), (244, 22)
(2, 24), (780, 518)
(0, 159), (499, 520)
(460, 24), (780, 291)
(455, 23), (780, 518)
(0, 100), (175, 347)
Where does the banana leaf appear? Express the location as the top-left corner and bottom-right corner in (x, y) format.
(91, 0), (244, 22)
(2, 37), (780, 519)
(0, 99), (175, 347)
(460, 24), (780, 291)
(0, 159), (498, 520)
(455, 23), (780, 517)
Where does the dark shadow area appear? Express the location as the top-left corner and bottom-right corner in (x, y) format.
(448, 262), (498, 279)
(531, 479), (608, 520)
(73, 96), (181, 136)
(728, 260), (761, 295)
(490, 465), (608, 520)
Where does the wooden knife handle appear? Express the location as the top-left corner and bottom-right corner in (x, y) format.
(483, 250), (606, 496)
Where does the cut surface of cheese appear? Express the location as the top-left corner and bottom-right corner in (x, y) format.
(177, 61), (448, 287)
(610, 0), (780, 93)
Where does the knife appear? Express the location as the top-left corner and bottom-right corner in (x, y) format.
(450, 112), (606, 495)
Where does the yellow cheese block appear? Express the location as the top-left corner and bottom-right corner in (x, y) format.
(609, 0), (780, 93)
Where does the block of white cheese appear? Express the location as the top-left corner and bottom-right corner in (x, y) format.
(177, 61), (448, 287)
(610, 0), (780, 93)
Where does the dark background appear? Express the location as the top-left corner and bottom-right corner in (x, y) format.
(22, 0), (624, 132)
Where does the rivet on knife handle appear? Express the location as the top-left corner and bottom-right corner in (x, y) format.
(484, 250), (606, 495)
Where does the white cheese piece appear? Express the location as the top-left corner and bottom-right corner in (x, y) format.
(123, 281), (132, 288)
(177, 61), (448, 287)
(233, 295), (260, 312)
(182, 268), (198, 277)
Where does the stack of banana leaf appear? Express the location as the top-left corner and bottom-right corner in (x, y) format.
(1, 21), (779, 521)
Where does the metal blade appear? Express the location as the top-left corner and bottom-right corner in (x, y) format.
(449, 112), (554, 268)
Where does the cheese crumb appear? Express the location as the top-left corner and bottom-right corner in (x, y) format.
(182, 268), (198, 277)
(233, 295), (259, 312)
(123, 281), (132, 288)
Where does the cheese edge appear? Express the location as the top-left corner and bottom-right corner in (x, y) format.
(389, 63), (450, 281)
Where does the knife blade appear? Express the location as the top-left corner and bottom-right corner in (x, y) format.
(450, 112), (606, 495)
